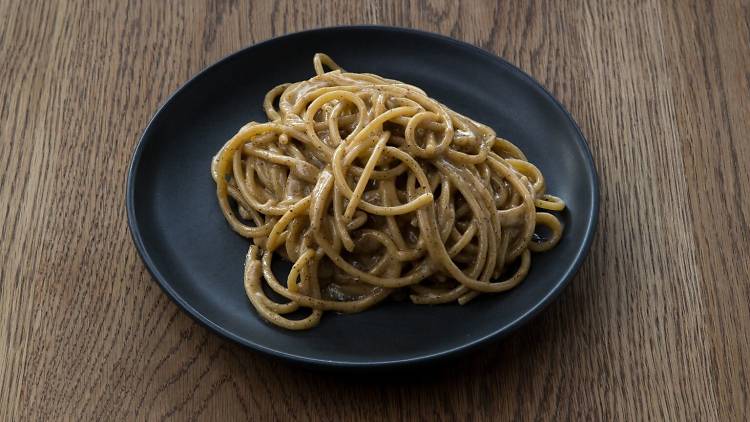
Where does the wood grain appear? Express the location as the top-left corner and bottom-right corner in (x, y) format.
(1, 0), (747, 419)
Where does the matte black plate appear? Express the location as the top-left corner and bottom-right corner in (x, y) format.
(127, 26), (598, 369)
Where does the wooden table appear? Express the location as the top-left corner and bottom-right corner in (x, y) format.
(2, 0), (748, 419)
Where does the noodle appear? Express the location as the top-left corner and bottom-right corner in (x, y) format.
(212, 54), (565, 330)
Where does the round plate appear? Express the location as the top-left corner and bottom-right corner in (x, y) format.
(127, 26), (598, 369)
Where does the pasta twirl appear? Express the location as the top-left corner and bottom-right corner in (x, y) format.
(211, 54), (565, 330)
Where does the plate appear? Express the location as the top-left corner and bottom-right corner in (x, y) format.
(127, 26), (598, 369)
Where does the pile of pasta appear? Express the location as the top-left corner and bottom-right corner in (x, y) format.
(211, 54), (564, 329)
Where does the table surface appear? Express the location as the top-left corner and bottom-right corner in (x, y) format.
(2, 0), (749, 420)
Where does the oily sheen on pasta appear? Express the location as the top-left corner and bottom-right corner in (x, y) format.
(211, 54), (565, 330)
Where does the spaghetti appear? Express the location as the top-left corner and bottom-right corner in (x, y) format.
(211, 54), (565, 330)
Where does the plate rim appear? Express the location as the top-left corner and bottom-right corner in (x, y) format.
(126, 25), (600, 369)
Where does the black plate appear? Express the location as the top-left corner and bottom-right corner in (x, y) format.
(127, 26), (598, 369)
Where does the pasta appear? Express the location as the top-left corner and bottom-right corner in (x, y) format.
(211, 54), (565, 330)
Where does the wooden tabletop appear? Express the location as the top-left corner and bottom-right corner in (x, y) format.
(2, 0), (748, 420)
